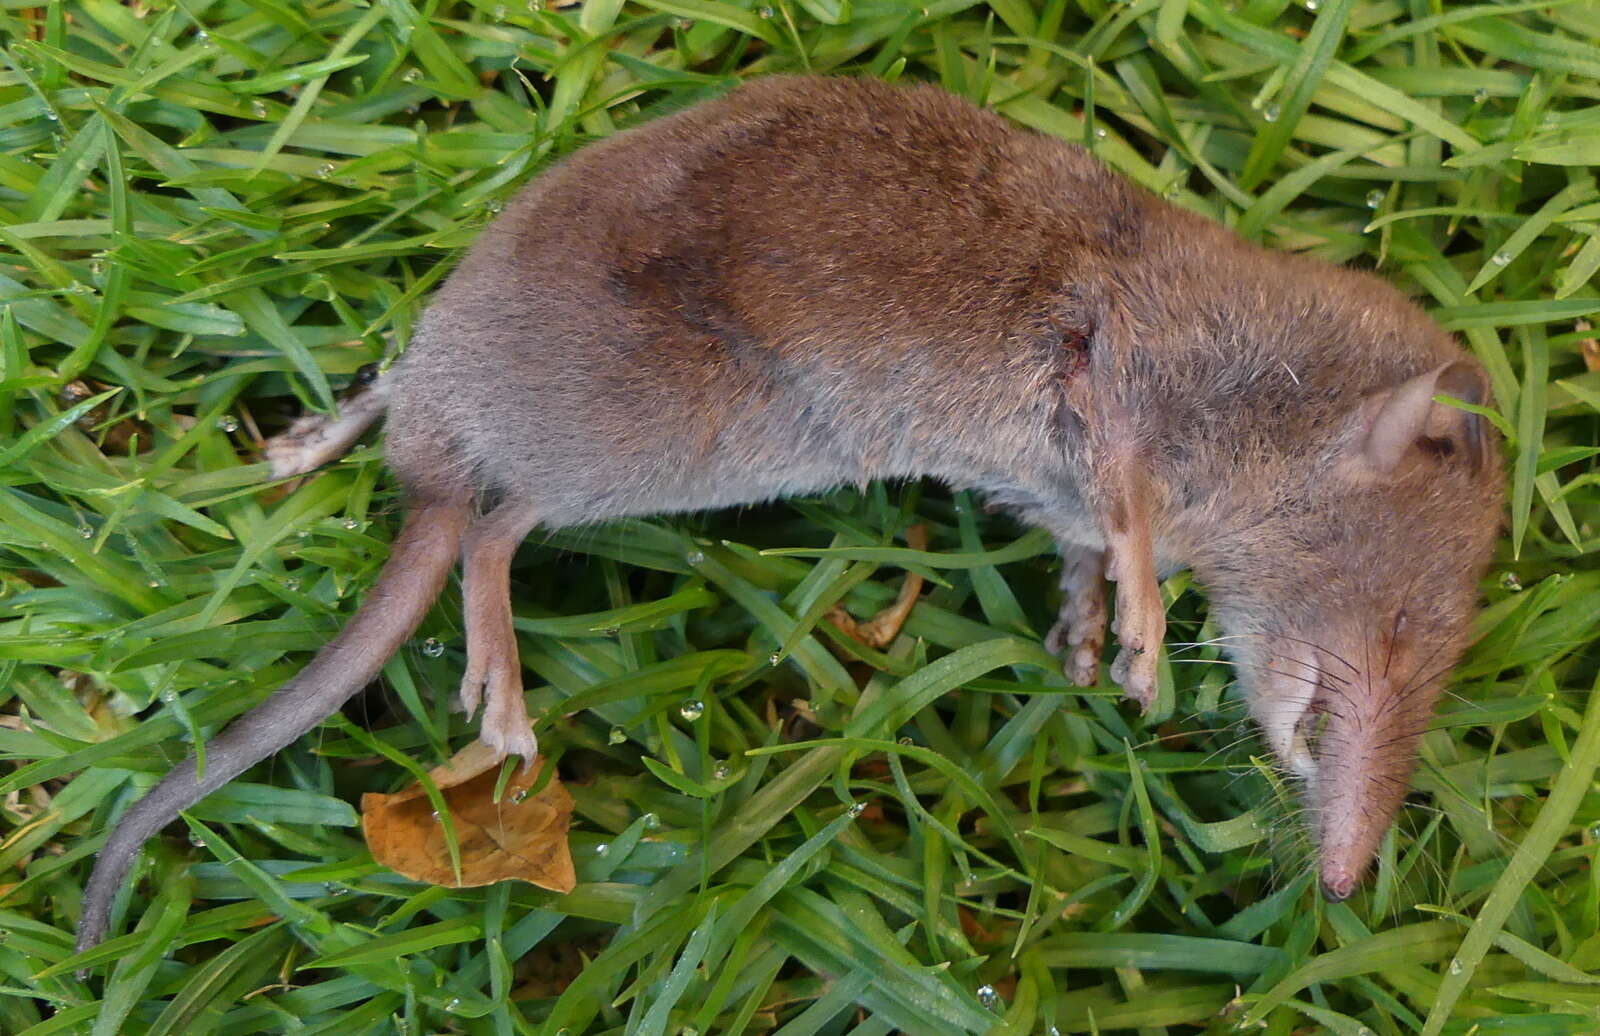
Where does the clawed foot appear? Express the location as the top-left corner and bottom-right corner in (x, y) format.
(1045, 546), (1106, 687)
(826, 525), (929, 650)
(458, 646), (537, 764)
(263, 374), (390, 478)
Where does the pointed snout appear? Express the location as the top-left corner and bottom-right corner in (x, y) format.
(1320, 860), (1361, 902)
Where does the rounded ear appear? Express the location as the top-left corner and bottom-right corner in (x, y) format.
(1344, 361), (1491, 476)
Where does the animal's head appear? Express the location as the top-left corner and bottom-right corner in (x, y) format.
(1187, 359), (1504, 899)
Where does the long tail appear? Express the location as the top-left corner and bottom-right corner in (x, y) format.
(75, 492), (472, 955)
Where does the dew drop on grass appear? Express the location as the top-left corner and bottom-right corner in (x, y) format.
(402, 67), (422, 83)
(1491, 250), (1512, 266)
(642, 812), (660, 829)
(897, 736), (913, 746)
(847, 801), (866, 818)
(421, 637), (445, 657)
(159, 687), (178, 703)
(1365, 190), (1384, 209)
(678, 699), (704, 721)
(1304, 0), (1319, 9)
(757, 5), (773, 16)
(189, 831), (206, 847)
(1093, 126), (1107, 139)
(976, 984), (1000, 1009)
(608, 725), (627, 745)
(595, 843), (609, 856)
(1473, 87), (1489, 103)
(485, 199), (504, 214)
(78, 523), (93, 539)
(444, 998), (461, 1013)
(768, 652), (781, 666)
(216, 414), (240, 433)
(713, 761), (731, 780)
(342, 517), (360, 530)
(431, 810), (441, 821)
(317, 163), (335, 177)
(685, 550), (705, 565)
(1262, 103), (1281, 123)
(1499, 571), (1523, 592)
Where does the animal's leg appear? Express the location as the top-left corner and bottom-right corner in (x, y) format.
(1045, 545), (1106, 687)
(1102, 484), (1164, 713)
(459, 503), (541, 763)
(265, 371), (391, 478)
(826, 525), (928, 649)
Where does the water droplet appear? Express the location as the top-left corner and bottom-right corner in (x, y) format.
(685, 550), (705, 565)
(251, 100), (267, 118)
(1499, 571), (1522, 592)
(595, 843), (609, 856)
(484, 199), (504, 214)
(68, 281), (92, 295)
(1093, 126), (1107, 139)
(678, 699), (704, 721)
(189, 831), (206, 847)
(1357, 1029), (1375, 1036)
(159, 687), (178, 703)
(78, 523), (94, 539)
(1447, 957), (1463, 975)
(44, 109), (58, 121)
(680, 1028), (698, 1036)
(444, 997), (461, 1012)
(195, 29), (209, 42)
(674, 16), (692, 28)
(401, 67), (422, 83)
(1304, 0), (1318, 9)
(608, 725), (627, 744)
(1365, 189), (1384, 209)
(431, 810), (441, 821)
(316, 163), (335, 177)
(421, 637), (445, 657)
(642, 812), (660, 829)
(1473, 87), (1488, 103)
(897, 736), (913, 746)
(976, 984), (1000, 1009)
(713, 761), (731, 780)
(1588, 822), (1600, 839)
(1490, 250), (1511, 266)
(768, 653), (781, 666)
(1049, 1028), (1062, 1036)
(147, 579), (160, 588)
(1262, 103), (1281, 123)
(848, 801), (866, 818)
(283, 577), (301, 591)
(758, 5), (774, 16)
(341, 517), (360, 530)
(216, 414), (240, 433)
(323, 881), (348, 896)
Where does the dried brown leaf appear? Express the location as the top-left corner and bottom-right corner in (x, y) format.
(361, 741), (575, 892)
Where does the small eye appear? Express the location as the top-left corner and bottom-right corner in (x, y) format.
(355, 363), (380, 386)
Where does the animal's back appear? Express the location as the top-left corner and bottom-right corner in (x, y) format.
(385, 77), (1146, 522)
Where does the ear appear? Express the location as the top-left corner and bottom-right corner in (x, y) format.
(1346, 361), (1491, 476)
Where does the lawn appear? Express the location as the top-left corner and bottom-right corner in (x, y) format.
(2, 0), (1599, 1033)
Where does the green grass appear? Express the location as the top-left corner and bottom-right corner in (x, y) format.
(1, 0), (1599, 1033)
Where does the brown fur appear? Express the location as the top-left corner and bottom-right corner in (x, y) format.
(77, 75), (1504, 954)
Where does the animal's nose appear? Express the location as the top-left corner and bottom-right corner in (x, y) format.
(1321, 869), (1357, 902)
